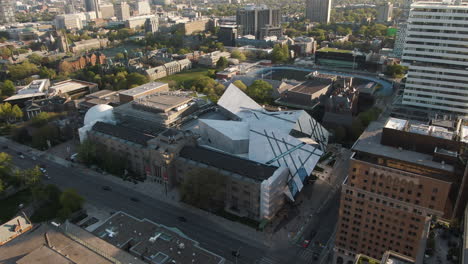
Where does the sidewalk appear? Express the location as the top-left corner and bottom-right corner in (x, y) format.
(0, 136), (273, 248)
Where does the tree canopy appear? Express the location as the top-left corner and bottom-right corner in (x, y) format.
(1, 80), (16, 96)
(246, 80), (273, 104)
(231, 50), (246, 61)
(232, 80), (247, 91)
(271, 44), (289, 64)
(180, 168), (226, 211)
(0, 102), (23, 123)
(216, 56), (228, 69)
(7, 61), (40, 81)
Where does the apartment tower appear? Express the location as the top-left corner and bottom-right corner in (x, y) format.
(85, 0), (102, 18)
(334, 117), (468, 264)
(236, 4), (281, 39)
(115, 1), (130, 21)
(0, 0), (15, 24)
(306, 0), (331, 24)
(401, 1), (468, 116)
(376, 2), (393, 23)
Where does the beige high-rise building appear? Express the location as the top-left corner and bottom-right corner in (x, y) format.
(0, 0), (16, 24)
(99, 3), (115, 19)
(115, 1), (130, 21)
(334, 117), (468, 264)
(377, 2), (393, 23)
(306, 0), (331, 24)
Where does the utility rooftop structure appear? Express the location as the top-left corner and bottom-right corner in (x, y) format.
(93, 211), (225, 264)
(0, 215), (32, 246)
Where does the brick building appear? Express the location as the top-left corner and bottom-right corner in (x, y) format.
(334, 117), (468, 264)
(59, 52), (106, 73)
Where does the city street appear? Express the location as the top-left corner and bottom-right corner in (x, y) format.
(1, 137), (344, 264)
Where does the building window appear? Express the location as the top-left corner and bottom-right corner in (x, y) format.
(433, 188), (438, 193)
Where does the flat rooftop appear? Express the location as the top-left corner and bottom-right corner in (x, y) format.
(93, 211), (225, 264)
(133, 93), (193, 113)
(92, 121), (156, 146)
(0, 216), (32, 246)
(50, 80), (95, 94)
(119, 82), (167, 97)
(290, 79), (332, 95)
(384, 117), (454, 140)
(4, 92), (45, 101)
(179, 146), (279, 181)
(353, 121), (454, 172)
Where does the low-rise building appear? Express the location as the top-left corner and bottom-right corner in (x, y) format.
(79, 89), (121, 110)
(198, 51), (231, 67)
(93, 211), (225, 264)
(163, 60), (181, 75)
(118, 82), (169, 103)
(144, 65), (167, 80)
(49, 79), (99, 99)
(182, 17), (210, 35)
(71, 38), (108, 53)
(126, 15), (157, 29)
(59, 52), (106, 73)
(177, 58), (192, 71)
(4, 79), (50, 107)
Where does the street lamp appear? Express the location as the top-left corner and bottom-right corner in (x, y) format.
(352, 48), (358, 70)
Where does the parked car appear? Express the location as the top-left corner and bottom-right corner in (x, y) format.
(177, 216), (187, 222)
(102, 186), (112, 191)
(130, 197), (140, 202)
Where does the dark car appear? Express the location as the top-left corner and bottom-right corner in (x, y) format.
(177, 216), (187, 222)
(102, 186), (112, 191)
(17, 152), (22, 155)
(231, 251), (240, 257)
(2, 145), (8, 149)
(130, 197), (140, 202)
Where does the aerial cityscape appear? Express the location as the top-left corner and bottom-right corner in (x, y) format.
(0, 0), (466, 263)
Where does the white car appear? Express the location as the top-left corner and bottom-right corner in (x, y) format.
(19, 155), (25, 159)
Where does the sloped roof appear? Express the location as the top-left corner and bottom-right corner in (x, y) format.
(217, 83), (262, 117)
(199, 119), (249, 140)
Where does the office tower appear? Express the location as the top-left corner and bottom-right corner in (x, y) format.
(218, 24), (238, 46)
(136, 0), (151, 15)
(85, 0), (101, 18)
(55, 14), (83, 30)
(144, 17), (158, 33)
(99, 3), (115, 19)
(334, 117), (468, 264)
(401, 1), (468, 115)
(376, 2), (393, 23)
(115, 1), (130, 21)
(236, 5), (281, 39)
(0, 0), (16, 24)
(305, 0), (331, 24)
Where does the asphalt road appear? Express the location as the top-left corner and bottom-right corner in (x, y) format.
(3, 140), (343, 264)
(4, 146), (269, 264)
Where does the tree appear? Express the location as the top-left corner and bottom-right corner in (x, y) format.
(0, 102), (23, 123)
(60, 188), (84, 213)
(27, 53), (43, 65)
(231, 50), (246, 61)
(1, 80), (16, 96)
(247, 80), (273, 104)
(180, 168), (226, 210)
(39, 67), (57, 79)
(114, 52), (125, 60)
(31, 124), (59, 149)
(271, 44), (289, 64)
(7, 61), (39, 80)
(31, 112), (50, 127)
(385, 64), (407, 78)
(0, 152), (12, 179)
(232, 80), (247, 91)
(0, 178), (4, 193)
(126, 72), (149, 89)
(216, 56), (228, 69)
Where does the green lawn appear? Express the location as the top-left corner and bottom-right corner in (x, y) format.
(0, 189), (32, 223)
(159, 68), (211, 85)
(318, 47), (353, 53)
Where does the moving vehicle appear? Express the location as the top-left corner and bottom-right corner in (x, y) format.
(302, 240), (311, 248)
(102, 186), (112, 191)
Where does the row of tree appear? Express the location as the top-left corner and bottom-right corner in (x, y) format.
(78, 139), (129, 177)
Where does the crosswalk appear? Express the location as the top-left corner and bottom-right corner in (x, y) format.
(257, 256), (283, 264)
